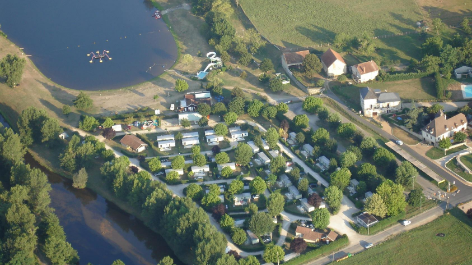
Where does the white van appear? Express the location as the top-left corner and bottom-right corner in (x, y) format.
(170, 104), (175, 111)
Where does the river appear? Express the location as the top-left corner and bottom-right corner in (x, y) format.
(0, 0), (178, 91)
(24, 153), (183, 265)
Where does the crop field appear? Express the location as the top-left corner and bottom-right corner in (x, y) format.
(338, 208), (472, 265)
(239, 0), (423, 48)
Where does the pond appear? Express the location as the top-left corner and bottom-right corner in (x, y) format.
(0, 0), (177, 90)
(24, 153), (183, 265)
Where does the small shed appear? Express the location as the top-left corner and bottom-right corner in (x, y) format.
(300, 198), (315, 212)
(357, 212), (378, 227)
(246, 230), (259, 244)
(158, 140), (175, 150)
(261, 139), (270, 150)
(229, 126), (241, 132)
(182, 132), (199, 138)
(269, 150), (280, 158)
(191, 165), (210, 173)
(120, 135), (148, 153)
(303, 144), (314, 154)
(156, 134), (175, 141)
(112, 124), (123, 132)
(205, 129), (215, 136)
(217, 162), (237, 172)
(280, 174), (292, 187)
(230, 130), (249, 141)
(289, 132), (297, 141)
(59, 132), (69, 139)
(350, 179), (360, 188)
(206, 134), (224, 144)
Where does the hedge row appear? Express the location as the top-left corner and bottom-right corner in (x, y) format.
(377, 71), (432, 82)
(350, 211), (406, 235)
(283, 235), (349, 265)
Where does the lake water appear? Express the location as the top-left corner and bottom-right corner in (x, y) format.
(24, 153), (183, 265)
(0, 0), (178, 90)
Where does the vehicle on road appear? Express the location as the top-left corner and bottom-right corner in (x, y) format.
(170, 104), (175, 111)
(401, 220), (411, 226)
(365, 243), (373, 249)
(396, 140), (403, 145)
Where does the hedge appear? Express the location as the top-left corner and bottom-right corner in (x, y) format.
(283, 235), (349, 265)
(350, 211), (406, 235)
(377, 71), (432, 82)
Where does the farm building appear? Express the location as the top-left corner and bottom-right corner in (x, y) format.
(234, 193), (251, 206)
(230, 130), (248, 141)
(246, 230), (259, 244)
(157, 140), (175, 151)
(300, 198), (314, 212)
(422, 111), (467, 146)
(288, 186), (302, 199)
(182, 137), (200, 148)
(178, 113), (202, 125)
(295, 226), (323, 243)
(217, 162), (236, 172)
(165, 169), (184, 176)
(112, 124), (123, 132)
(257, 152), (270, 165)
(357, 212), (378, 228)
(156, 134), (174, 141)
(282, 50), (310, 67)
(205, 129), (215, 136)
(206, 134), (224, 145)
(321, 48), (347, 77)
(454, 66), (472, 78)
(120, 135), (148, 153)
(360, 87), (401, 118)
(247, 141), (260, 154)
(182, 132), (200, 138)
(269, 150), (280, 158)
(351, 60), (380, 83)
(325, 230), (339, 242)
(261, 139), (270, 150)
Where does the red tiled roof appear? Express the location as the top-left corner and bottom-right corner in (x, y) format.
(283, 50), (310, 66)
(295, 226), (323, 242)
(353, 60), (379, 75)
(120, 135), (147, 151)
(321, 48), (345, 67)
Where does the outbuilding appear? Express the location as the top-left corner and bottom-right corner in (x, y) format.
(357, 212), (378, 227)
(182, 137), (200, 148)
(120, 135), (148, 153)
(257, 152), (270, 165)
(247, 141), (260, 154)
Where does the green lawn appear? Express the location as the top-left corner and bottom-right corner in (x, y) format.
(447, 158), (472, 182)
(338, 208), (472, 265)
(460, 154), (472, 173)
(425, 145), (468, 159)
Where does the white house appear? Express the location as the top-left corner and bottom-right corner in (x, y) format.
(261, 139), (270, 150)
(156, 134), (174, 141)
(247, 141), (260, 154)
(230, 130), (248, 141)
(279, 174), (292, 187)
(191, 165), (210, 174)
(120, 135), (148, 153)
(422, 111), (467, 146)
(217, 162), (236, 172)
(454, 66), (472, 78)
(300, 198), (315, 212)
(360, 87), (401, 117)
(182, 137), (200, 148)
(303, 144), (314, 155)
(257, 152), (270, 165)
(181, 132), (199, 138)
(288, 186), (302, 199)
(351, 60), (380, 83)
(246, 230), (259, 244)
(205, 129), (215, 136)
(206, 134), (224, 145)
(234, 193), (251, 206)
(111, 124), (123, 132)
(321, 48), (347, 77)
(158, 140), (175, 151)
(269, 150), (280, 158)
(179, 112), (202, 125)
(165, 169), (184, 176)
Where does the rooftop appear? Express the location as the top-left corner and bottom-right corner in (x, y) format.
(283, 50), (310, 66)
(295, 226), (323, 242)
(423, 112), (467, 137)
(120, 135), (147, 150)
(358, 212), (378, 225)
(321, 48), (345, 67)
(353, 60), (379, 75)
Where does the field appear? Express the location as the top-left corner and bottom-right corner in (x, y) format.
(392, 127), (420, 145)
(339, 208), (472, 265)
(417, 0), (472, 25)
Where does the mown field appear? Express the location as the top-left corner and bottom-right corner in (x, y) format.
(417, 0), (472, 25)
(239, 0), (423, 47)
(338, 208), (472, 265)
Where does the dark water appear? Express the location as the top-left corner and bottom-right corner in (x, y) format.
(0, 0), (177, 90)
(24, 153), (183, 265)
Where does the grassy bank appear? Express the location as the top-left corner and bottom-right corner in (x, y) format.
(446, 158), (472, 182)
(426, 145), (468, 159)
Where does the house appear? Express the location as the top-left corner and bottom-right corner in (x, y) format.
(357, 212), (379, 227)
(217, 162), (236, 172)
(257, 152), (271, 165)
(321, 48), (347, 77)
(289, 132), (297, 141)
(454, 66), (472, 78)
(157, 140), (175, 151)
(191, 165), (210, 174)
(269, 150), (280, 158)
(360, 87), (401, 117)
(282, 50), (310, 68)
(246, 230), (259, 244)
(324, 230), (339, 242)
(234, 193), (251, 206)
(300, 198), (315, 212)
(182, 137), (200, 148)
(112, 124), (123, 132)
(156, 134), (174, 141)
(230, 130), (248, 141)
(295, 226), (323, 243)
(261, 139), (270, 150)
(229, 126), (241, 132)
(165, 169), (184, 176)
(178, 112), (202, 125)
(182, 132), (199, 138)
(288, 186), (302, 199)
(205, 129), (215, 136)
(59, 132), (69, 139)
(280, 174), (292, 187)
(422, 111), (467, 146)
(120, 135), (148, 153)
(350, 179), (360, 188)
(317, 156), (330, 171)
(351, 60), (380, 83)
(179, 92), (212, 112)
(247, 141), (260, 154)
(303, 144), (314, 155)
(206, 135), (224, 145)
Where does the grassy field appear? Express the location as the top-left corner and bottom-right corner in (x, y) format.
(392, 127), (420, 145)
(425, 145), (468, 159)
(446, 158), (472, 182)
(339, 208), (472, 265)
(460, 153), (472, 172)
(417, 0), (472, 25)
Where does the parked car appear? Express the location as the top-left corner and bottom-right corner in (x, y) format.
(401, 220), (411, 226)
(170, 104), (175, 111)
(396, 140), (403, 145)
(365, 243), (374, 249)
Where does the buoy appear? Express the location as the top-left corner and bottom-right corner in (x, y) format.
(89, 60), (93, 63)
(109, 58), (112, 60)
(96, 51), (99, 53)
(87, 54), (90, 56)
(100, 60), (103, 63)
(125, 36), (127, 38)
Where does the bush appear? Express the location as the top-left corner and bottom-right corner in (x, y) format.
(377, 71), (432, 82)
(283, 235), (349, 265)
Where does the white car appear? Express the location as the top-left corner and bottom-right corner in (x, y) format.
(170, 104), (175, 111)
(396, 140), (404, 146)
(401, 220), (411, 226)
(365, 243), (373, 249)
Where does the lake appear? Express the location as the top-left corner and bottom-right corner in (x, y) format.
(0, 0), (178, 91)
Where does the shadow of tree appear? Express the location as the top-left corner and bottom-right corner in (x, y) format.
(38, 81), (76, 106)
(422, 6), (472, 25)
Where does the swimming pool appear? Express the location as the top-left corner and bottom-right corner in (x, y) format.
(462, 85), (472, 98)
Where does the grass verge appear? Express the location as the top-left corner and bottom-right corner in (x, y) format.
(446, 158), (472, 182)
(425, 145), (468, 159)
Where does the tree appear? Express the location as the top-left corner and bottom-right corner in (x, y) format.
(376, 180), (407, 216)
(175, 79), (189, 92)
(270, 156), (286, 174)
(216, 255), (238, 265)
(240, 71), (248, 79)
(201, 184), (222, 207)
(333, 32), (352, 49)
(303, 96), (323, 113)
(356, 181), (367, 195)
(194, 154), (207, 167)
(239, 256), (260, 265)
(228, 179), (244, 195)
(298, 178), (309, 194)
(229, 97), (245, 115)
(373, 148), (395, 166)
(214, 123), (228, 136)
(212, 145), (221, 155)
(327, 112), (341, 128)
(220, 214), (235, 232)
(261, 106), (277, 120)
(79, 116), (99, 131)
(317, 79), (326, 87)
(340, 151), (358, 168)
(171, 155), (185, 169)
(182, 54), (193, 65)
(330, 168), (351, 191)
(231, 227), (247, 245)
(461, 17), (472, 34)
(231, 87), (245, 98)
(215, 152), (229, 164)
(62, 105), (71, 116)
(289, 167), (301, 182)
(325, 185), (343, 214)
(73, 91), (93, 110)
(181, 118), (191, 128)
(311, 208), (330, 229)
(263, 245), (284, 263)
(432, 18), (445, 35)
(290, 238), (307, 253)
(198, 117), (209, 127)
(235, 143), (253, 166)
(347, 146), (362, 161)
(312, 128), (329, 144)
(295, 132), (305, 144)
(337, 123), (356, 139)
(269, 78), (284, 92)
(265, 127), (279, 149)
(186, 183), (204, 200)
(277, 102), (289, 113)
(364, 193), (388, 218)
(72, 167), (88, 188)
(267, 192), (285, 217)
(438, 137), (452, 149)
(221, 166), (233, 178)
(212, 102), (228, 115)
(318, 107), (329, 121)
(427, 104), (444, 115)
(245, 203), (258, 216)
(60, 150), (77, 172)
(0, 54), (26, 87)
(422, 36), (443, 56)
(224, 112), (238, 125)
(408, 189), (425, 207)
(158, 256), (175, 265)
(360, 137), (378, 156)
(303, 54), (322, 77)
(40, 118), (62, 145)
(307, 193), (322, 208)
(260, 58), (274, 72)
(248, 99), (264, 117)
(454, 132), (467, 143)
(102, 117), (114, 128)
(249, 176), (267, 195)
(395, 161), (417, 187)
(198, 103), (211, 116)
(245, 28), (266, 53)
(102, 127), (116, 140)
(294, 114), (309, 128)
